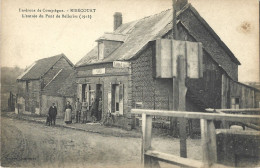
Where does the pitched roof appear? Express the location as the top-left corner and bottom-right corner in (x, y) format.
(17, 53), (73, 80)
(75, 8), (173, 67)
(42, 69), (76, 97)
(75, 3), (240, 68)
(96, 32), (128, 42)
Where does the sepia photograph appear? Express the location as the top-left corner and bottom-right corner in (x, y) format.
(1, 0), (260, 167)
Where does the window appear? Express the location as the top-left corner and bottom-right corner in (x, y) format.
(231, 97), (240, 109)
(111, 84), (124, 115)
(81, 84), (86, 102)
(82, 84), (95, 108)
(98, 42), (104, 60)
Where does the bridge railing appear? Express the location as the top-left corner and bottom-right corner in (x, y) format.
(131, 109), (260, 168)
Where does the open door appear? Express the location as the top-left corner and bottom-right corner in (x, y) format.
(96, 84), (103, 121)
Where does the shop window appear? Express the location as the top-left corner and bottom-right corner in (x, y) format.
(231, 97), (240, 109)
(81, 84), (86, 102)
(83, 84), (95, 109)
(111, 84), (124, 115)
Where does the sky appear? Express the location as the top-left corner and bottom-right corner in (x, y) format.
(1, 0), (259, 82)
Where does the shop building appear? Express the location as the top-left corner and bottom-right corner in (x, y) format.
(75, 2), (259, 129)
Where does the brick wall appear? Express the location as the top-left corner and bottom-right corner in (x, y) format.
(175, 9), (239, 81)
(17, 79), (41, 113)
(17, 81), (26, 97)
(131, 43), (173, 110)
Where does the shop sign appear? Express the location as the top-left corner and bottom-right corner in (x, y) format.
(92, 68), (105, 75)
(113, 61), (130, 68)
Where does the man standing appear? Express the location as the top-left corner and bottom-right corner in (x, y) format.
(91, 98), (98, 122)
(97, 98), (102, 121)
(81, 98), (88, 123)
(75, 98), (82, 123)
(48, 103), (57, 125)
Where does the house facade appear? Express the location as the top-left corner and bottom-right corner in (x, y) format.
(16, 54), (75, 116)
(75, 2), (259, 129)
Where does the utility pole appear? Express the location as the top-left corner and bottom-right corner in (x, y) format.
(172, 0), (178, 40)
(171, 0), (187, 158)
(170, 0), (178, 137)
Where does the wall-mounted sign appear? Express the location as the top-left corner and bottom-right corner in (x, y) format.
(155, 39), (203, 79)
(113, 61), (130, 68)
(92, 68), (105, 75)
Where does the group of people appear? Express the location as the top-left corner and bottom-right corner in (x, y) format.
(64, 98), (102, 124)
(47, 97), (102, 125)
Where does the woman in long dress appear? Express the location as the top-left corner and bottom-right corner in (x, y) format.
(64, 101), (73, 124)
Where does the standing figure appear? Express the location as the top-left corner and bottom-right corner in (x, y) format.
(64, 101), (73, 124)
(91, 98), (98, 122)
(75, 98), (82, 123)
(81, 99), (88, 123)
(49, 103), (57, 125)
(97, 98), (102, 121)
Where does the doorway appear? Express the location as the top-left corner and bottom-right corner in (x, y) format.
(111, 84), (124, 115)
(96, 84), (103, 121)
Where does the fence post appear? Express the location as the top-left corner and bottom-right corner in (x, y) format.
(142, 113), (160, 168)
(200, 119), (217, 167)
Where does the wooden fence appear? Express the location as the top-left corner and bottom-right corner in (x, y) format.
(131, 109), (260, 168)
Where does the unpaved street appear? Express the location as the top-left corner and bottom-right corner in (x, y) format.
(1, 117), (141, 168)
(1, 116), (201, 168)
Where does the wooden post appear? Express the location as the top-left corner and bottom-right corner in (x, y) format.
(200, 119), (217, 167)
(170, 77), (178, 137)
(172, 0), (178, 39)
(177, 56), (187, 158)
(142, 113), (160, 168)
(142, 113), (152, 165)
(170, 0), (179, 138)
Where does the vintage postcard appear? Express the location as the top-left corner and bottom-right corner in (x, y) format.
(1, 0), (259, 167)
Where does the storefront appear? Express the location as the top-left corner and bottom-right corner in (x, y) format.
(76, 63), (131, 127)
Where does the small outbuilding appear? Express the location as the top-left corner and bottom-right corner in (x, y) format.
(16, 53), (76, 116)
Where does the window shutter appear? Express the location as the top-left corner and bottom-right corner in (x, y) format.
(108, 91), (112, 113)
(119, 84), (124, 115)
(78, 84), (82, 102)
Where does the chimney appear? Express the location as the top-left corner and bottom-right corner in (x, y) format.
(114, 12), (122, 31)
(175, 0), (188, 12)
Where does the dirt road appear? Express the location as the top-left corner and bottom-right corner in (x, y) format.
(1, 116), (201, 168)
